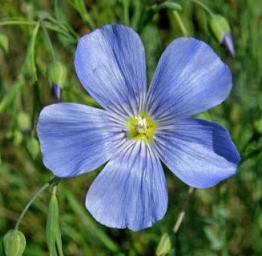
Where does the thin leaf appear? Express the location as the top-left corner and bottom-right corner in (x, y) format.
(66, 190), (119, 253)
(46, 194), (59, 256)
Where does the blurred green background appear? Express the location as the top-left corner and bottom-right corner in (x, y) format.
(0, 0), (262, 255)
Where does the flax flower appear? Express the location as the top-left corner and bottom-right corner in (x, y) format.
(37, 24), (240, 231)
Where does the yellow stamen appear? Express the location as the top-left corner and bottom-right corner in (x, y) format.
(126, 112), (157, 143)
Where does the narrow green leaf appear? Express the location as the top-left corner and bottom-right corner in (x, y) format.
(22, 22), (40, 82)
(0, 78), (23, 113)
(46, 187), (64, 256)
(150, 1), (182, 13)
(159, 1), (182, 11)
(46, 193), (59, 256)
(55, 224), (64, 256)
(54, 0), (67, 22)
(66, 0), (95, 29)
(1, 236), (5, 255)
(66, 191), (119, 252)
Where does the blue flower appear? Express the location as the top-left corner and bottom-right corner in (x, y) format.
(37, 24), (240, 231)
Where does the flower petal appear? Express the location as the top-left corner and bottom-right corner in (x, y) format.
(146, 37), (232, 120)
(75, 24), (147, 117)
(154, 118), (240, 188)
(37, 103), (117, 177)
(86, 141), (168, 231)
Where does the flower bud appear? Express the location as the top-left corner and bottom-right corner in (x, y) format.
(222, 34), (235, 56)
(156, 233), (171, 256)
(26, 136), (40, 159)
(3, 229), (26, 256)
(254, 120), (262, 134)
(210, 14), (235, 56)
(17, 111), (31, 132)
(46, 61), (67, 100)
(0, 33), (9, 53)
(51, 84), (62, 100)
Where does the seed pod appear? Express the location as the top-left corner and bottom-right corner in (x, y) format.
(46, 61), (67, 100)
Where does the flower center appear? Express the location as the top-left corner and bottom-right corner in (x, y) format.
(126, 112), (157, 143)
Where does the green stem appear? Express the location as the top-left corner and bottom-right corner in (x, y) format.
(173, 187), (194, 233)
(79, 0), (95, 30)
(41, 19), (56, 61)
(65, 0), (95, 30)
(0, 20), (73, 38)
(52, 185), (64, 256)
(123, 0), (130, 26)
(0, 20), (35, 26)
(191, 0), (213, 16)
(131, 0), (143, 31)
(173, 11), (189, 37)
(15, 177), (60, 230)
(52, 184), (57, 195)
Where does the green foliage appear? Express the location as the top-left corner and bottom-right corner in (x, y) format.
(46, 187), (63, 256)
(0, 0), (262, 255)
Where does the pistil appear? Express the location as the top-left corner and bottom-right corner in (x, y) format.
(126, 112), (157, 143)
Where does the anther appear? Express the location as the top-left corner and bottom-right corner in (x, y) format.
(135, 115), (147, 134)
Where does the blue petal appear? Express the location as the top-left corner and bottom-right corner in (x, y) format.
(75, 24), (146, 117)
(154, 118), (240, 188)
(146, 37), (232, 120)
(86, 141), (167, 231)
(37, 103), (118, 177)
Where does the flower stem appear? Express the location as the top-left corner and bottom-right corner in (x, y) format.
(0, 19), (74, 38)
(173, 186), (194, 233)
(0, 20), (35, 26)
(14, 177), (60, 230)
(191, 0), (213, 16)
(41, 19), (56, 61)
(172, 11), (189, 37)
(123, 0), (130, 26)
